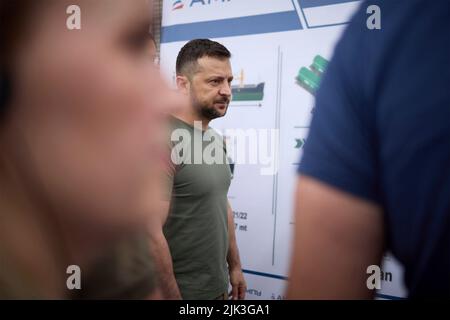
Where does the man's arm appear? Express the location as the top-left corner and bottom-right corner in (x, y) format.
(227, 201), (247, 300)
(147, 199), (182, 300)
(287, 176), (385, 299)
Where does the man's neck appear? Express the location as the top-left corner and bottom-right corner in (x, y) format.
(172, 108), (211, 131)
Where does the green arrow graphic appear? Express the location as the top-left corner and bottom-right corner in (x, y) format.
(295, 138), (306, 149)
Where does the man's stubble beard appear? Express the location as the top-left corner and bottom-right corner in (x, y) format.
(190, 89), (229, 121)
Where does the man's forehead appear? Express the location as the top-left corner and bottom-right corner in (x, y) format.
(196, 56), (232, 76)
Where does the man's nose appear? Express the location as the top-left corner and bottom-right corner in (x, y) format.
(219, 82), (232, 97)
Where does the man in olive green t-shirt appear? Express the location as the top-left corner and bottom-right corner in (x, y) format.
(148, 39), (246, 300)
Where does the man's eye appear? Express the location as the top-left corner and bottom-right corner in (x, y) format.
(210, 79), (220, 85)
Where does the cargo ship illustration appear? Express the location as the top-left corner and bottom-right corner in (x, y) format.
(296, 55), (329, 95)
(231, 70), (265, 102)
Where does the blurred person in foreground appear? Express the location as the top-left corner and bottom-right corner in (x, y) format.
(288, 0), (450, 299)
(0, 0), (177, 299)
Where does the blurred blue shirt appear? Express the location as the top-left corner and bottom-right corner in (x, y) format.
(299, 0), (450, 298)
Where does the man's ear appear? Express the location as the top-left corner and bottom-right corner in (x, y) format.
(176, 75), (190, 96)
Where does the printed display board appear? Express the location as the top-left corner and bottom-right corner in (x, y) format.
(161, 0), (407, 300)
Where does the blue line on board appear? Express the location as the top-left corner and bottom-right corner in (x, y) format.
(161, 11), (302, 43)
(243, 269), (288, 281)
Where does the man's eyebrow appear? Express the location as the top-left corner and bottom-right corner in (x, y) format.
(207, 74), (234, 80)
(207, 75), (225, 80)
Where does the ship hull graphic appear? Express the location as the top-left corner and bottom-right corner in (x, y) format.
(232, 82), (265, 102)
(231, 69), (265, 102)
